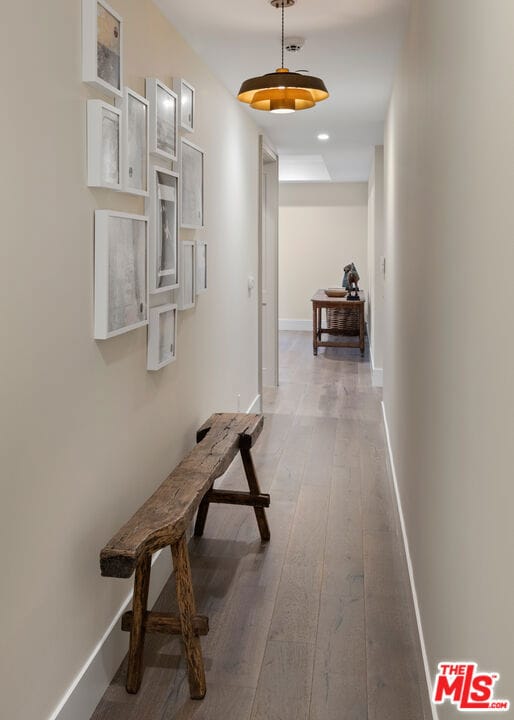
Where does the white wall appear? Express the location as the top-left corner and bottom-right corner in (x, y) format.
(367, 147), (385, 383)
(261, 153), (279, 387)
(279, 183), (368, 325)
(384, 1), (514, 717)
(0, 2), (259, 719)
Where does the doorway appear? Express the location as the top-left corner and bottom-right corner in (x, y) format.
(258, 137), (279, 401)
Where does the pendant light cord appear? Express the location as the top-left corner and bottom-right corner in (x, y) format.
(281, 2), (285, 69)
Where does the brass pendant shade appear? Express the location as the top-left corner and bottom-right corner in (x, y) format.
(237, 1), (329, 113)
(238, 69), (328, 112)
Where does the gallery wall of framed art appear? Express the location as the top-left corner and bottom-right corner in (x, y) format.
(147, 303), (178, 371)
(180, 138), (204, 229)
(117, 87), (149, 196)
(94, 210), (148, 340)
(146, 78), (178, 162)
(196, 240), (207, 295)
(87, 100), (121, 190)
(82, 0), (123, 97)
(178, 240), (196, 311)
(173, 78), (195, 133)
(83, 0), (208, 370)
(147, 167), (180, 294)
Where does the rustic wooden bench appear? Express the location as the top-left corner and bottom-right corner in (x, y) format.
(100, 413), (269, 700)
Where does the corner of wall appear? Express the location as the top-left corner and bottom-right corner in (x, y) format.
(369, 341), (384, 387)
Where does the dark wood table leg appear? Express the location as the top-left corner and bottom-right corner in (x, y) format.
(194, 489), (211, 537)
(240, 446), (270, 542)
(359, 305), (365, 357)
(312, 303), (318, 355)
(171, 536), (207, 700)
(126, 553), (151, 693)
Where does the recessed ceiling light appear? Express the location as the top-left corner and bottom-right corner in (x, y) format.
(317, 133), (330, 141)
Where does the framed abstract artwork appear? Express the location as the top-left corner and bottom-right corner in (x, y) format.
(117, 87), (149, 196)
(147, 167), (179, 294)
(94, 210), (148, 339)
(178, 240), (195, 310)
(147, 304), (177, 371)
(82, 0), (123, 97)
(173, 78), (195, 133)
(196, 240), (207, 294)
(146, 78), (178, 162)
(180, 139), (204, 228)
(87, 100), (121, 190)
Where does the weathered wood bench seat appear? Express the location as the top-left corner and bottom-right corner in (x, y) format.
(100, 413), (270, 700)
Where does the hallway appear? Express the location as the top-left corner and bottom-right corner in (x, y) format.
(91, 331), (430, 720)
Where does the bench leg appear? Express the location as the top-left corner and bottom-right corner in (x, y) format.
(193, 490), (211, 537)
(240, 447), (271, 542)
(171, 536), (207, 700)
(126, 553), (151, 694)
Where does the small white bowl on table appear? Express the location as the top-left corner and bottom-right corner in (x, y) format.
(324, 288), (347, 298)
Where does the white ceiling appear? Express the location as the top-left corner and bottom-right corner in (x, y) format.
(155, 0), (410, 182)
(280, 154), (331, 182)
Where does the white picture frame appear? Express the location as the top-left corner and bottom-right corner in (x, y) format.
(94, 210), (148, 339)
(173, 78), (195, 133)
(147, 167), (179, 294)
(146, 78), (178, 162)
(178, 241), (196, 310)
(196, 240), (207, 295)
(180, 138), (204, 228)
(87, 100), (121, 190)
(82, 0), (123, 97)
(117, 87), (149, 196)
(147, 303), (177, 371)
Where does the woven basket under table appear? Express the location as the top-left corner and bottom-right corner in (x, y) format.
(326, 306), (360, 336)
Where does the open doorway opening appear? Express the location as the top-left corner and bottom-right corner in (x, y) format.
(258, 137), (279, 401)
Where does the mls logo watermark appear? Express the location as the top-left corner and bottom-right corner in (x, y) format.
(433, 663), (510, 712)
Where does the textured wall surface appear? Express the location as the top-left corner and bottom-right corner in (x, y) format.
(0, 2), (260, 718)
(384, 1), (514, 717)
(367, 147), (385, 372)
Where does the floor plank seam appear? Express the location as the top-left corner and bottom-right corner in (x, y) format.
(247, 472), (300, 719)
(307, 449), (333, 720)
(359, 450), (371, 720)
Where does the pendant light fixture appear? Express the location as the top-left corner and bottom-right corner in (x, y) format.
(237, 0), (329, 114)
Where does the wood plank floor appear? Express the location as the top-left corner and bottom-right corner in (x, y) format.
(90, 331), (431, 720)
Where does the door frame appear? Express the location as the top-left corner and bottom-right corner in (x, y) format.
(258, 135), (279, 403)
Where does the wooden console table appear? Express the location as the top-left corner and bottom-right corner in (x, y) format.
(311, 289), (366, 357)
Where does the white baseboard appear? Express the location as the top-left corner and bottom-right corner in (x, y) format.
(369, 343), (384, 387)
(247, 394), (262, 414)
(381, 402), (439, 720)
(372, 367), (383, 387)
(279, 318), (311, 332)
(49, 549), (172, 720)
